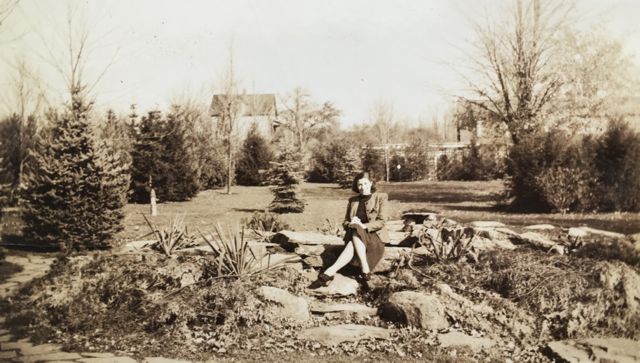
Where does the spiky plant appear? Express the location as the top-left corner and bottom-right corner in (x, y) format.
(143, 214), (197, 257)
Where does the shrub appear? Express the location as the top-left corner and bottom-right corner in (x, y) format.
(361, 143), (386, 182)
(403, 137), (430, 181)
(20, 91), (130, 251)
(592, 118), (640, 211)
(534, 166), (590, 213)
(267, 146), (305, 213)
(236, 124), (274, 186)
(241, 211), (290, 233)
(334, 146), (362, 188)
(438, 140), (506, 181)
(307, 138), (350, 183)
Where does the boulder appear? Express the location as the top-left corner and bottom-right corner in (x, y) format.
(309, 301), (377, 316)
(309, 273), (359, 296)
(568, 227), (588, 238)
(438, 331), (495, 352)
(470, 221), (506, 228)
(402, 211), (438, 225)
(471, 229), (517, 250)
(519, 232), (563, 253)
(259, 286), (309, 322)
(546, 338), (640, 363)
(381, 291), (449, 330)
(298, 324), (391, 346)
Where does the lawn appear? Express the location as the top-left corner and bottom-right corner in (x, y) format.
(115, 180), (640, 243)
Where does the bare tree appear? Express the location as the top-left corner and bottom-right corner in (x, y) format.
(371, 100), (394, 182)
(211, 52), (244, 195)
(279, 87), (340, 153)
(463, 0), (572, 145)
(0, 0), (19, 30)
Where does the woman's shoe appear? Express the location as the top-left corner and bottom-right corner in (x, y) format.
(308, 273), (334, 289)
(360, 272), (372, 281)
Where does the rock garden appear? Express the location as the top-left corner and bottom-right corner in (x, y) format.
(2, 209), (639, 362)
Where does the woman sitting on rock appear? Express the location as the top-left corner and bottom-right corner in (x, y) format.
(310, 171), (388, 288)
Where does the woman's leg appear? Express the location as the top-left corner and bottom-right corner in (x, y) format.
(324, 242), (354, 276)
(352, 234), (370, 274)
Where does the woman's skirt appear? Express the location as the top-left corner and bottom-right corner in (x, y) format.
(343, 227), (385, 271)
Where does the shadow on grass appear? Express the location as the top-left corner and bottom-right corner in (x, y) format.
(231, 208), (266, 213)
(387, 191), (500, 204)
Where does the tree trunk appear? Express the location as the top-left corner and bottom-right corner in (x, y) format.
(384, 145), (390, 182)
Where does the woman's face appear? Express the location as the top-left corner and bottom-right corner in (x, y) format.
(357, 177), (372, 196)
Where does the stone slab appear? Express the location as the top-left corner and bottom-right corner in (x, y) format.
(1, 341), (33, 351)
(0, 334), (12, 342)
(78, 357), (138, 363)
(271, 231), (344, 249)
(21, 343), (63, 355)
(470, 221), (506, 228)
(577, 227), (625, 239)
(298, 324), (391, 346)
(309, 273), (359, 296)
(0, 350), (17, 359)
(309, 301), (377, 316)
(22, 352), (83, 362)
(524, 224), (556, 230)
(81, 352), (116, 358)
(438, 331), (495, 352)
(144, 357), (193, 363)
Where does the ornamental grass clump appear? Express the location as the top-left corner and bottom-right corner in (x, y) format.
(143, 214), (197, 257)
(201, 224), (296, 277)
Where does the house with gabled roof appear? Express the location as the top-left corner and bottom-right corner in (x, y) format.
(210, 93), (279, 140)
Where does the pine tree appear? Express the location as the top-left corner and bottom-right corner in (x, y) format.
(161, 106), (199, 201)
(20, 89), (130, 251)
(267, 146), (305, 213)
(0, 114), (38, 205)
(130, 110), (164, 203)
(335, 146), (362, 188)
(236, 123), (274, 186)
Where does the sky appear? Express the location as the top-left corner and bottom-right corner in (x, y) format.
(1, 0), (639, 127)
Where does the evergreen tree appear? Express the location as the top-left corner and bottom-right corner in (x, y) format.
(403, 137), (429, 181)
(361, 143), (385, 181)
(161, 106), (199, 200)
(236, 123), (274, 186)
(0, 114), (38, 205)
(334, 146), (362, 188)
(20, 89), (130, 251)
(130, 110), (164, 203)
(267, 146), (305, 213)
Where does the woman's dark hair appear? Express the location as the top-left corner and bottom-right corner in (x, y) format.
(351, 171), (377, 194)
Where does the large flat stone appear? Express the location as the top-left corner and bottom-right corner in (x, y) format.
(20, 343), (63, 355)
(309, 301), (377, 316)
(271, 231), (344, 250)
(144, 358), (193, 363)
(524, 224), (556, 230)
(520, 232), (562, 252)
(0, 350), (17, 359)
(22, 352), (83, 362)
(81, 352), (116, 358)
(298, 324), (391, 346)
(309, 273), (359, 296)
(438, 331), (495, 352)
(0, 334), (12, 342)
(578, 227), (625, 239)
(470, 221), (506, 228)
(546, 338), (640, 363)
(1, 341), (33, 351)
(78, 357), (138, 363)
(259, 286), (309, 322)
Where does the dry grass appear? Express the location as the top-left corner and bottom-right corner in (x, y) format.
(115, 180), (639, 244)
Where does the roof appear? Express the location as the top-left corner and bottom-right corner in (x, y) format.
(210, 94), (277, 117)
